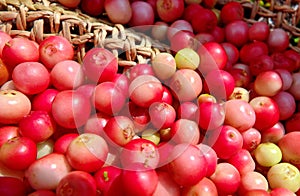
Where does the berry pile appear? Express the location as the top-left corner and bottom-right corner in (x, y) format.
(0, 0), (300, 195)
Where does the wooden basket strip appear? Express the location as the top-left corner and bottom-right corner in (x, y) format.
(0, 0), (299, 64)
(0, 0), (170, 66)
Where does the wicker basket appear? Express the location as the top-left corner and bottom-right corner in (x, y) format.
(0, 0), (172, 67)
(0, 0), (299, 65)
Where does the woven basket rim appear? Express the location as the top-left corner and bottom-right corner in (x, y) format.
(0, 0), (173, 66)
(0, 0), (299, 61)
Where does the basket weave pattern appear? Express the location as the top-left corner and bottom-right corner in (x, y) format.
(0, 0), (171, 66)
(0, 0), (299, 61)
